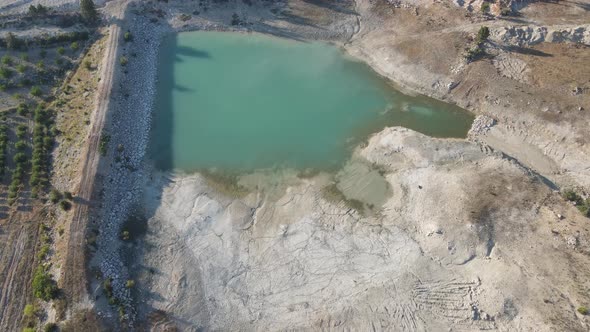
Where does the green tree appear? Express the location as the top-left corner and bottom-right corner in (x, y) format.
(476, 26), (490, 45)
(80, 0), (98, 22)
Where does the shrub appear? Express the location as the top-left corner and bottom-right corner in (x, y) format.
(1, 55), (12, 65)
(124, 31), (133, 42)
(80, 0), (99, 22)
(578, 306), (588, 315)
(49, 189), (61, 203)
(70, 41), (79, 51)
(5, 32), (21, 50)
(15, 141), (26, 150)
(38, 244), (50, 260)
(30, 86), (42, 97)
(57, 46), (65, 55)
(23, 328), (35, 332)
(103, 278), (114, 299)
(125, 279), (135, 288)
(36, 60), (45, 69)
(13, 152), (27, 163)
(29, 4), (49, 16)
(16, 63), (26, 73)
(563, 189), (583, 205)
(84, 59), (92, 70)
(64, 191), (73, 200)
(59, 200), (72, 211)
(121, 230), (130, 240)
(20, 53), (29, 61)
(0, 66), (12, 79)
(231, 13), (240, 26)
(500, 8), (511, 16)
(465, 46), (485, 61)
(99, 134), (110, 155)
(476, 26), (490, 45)
(55, 58), (63, 66)
(32, 265), (58, 301)
(119, 56), (128, 66)
(17, 103), (28, 115)
(16, 124), (27, 138)
(23, 304), (35, 317)
(44, 323), (58, 332)
(481, 2), (490, 13)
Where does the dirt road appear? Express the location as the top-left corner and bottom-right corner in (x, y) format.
(62, 1), (126, 303)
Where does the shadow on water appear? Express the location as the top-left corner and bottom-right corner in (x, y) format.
(122, 12), (474, 332)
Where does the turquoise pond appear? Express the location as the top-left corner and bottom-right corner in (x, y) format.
(149, 32), (474, 172)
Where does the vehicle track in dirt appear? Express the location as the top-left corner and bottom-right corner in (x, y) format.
(0, 219), (40, 331)
(62, 1), (126, 303)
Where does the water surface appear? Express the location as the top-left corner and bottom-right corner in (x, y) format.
(150, 32), (473, 172)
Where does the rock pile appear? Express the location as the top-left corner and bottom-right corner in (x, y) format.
(95, 17), (167, 321)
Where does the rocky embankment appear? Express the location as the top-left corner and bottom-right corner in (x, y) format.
(92, 16), (165, 319)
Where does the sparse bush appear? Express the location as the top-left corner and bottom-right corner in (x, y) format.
(57, 46), (65, 55)
(17, 103), (28, 116)
(38, 244), (50, 260)
(231, 13), (241, 26)
(70, 41), (79, 51)
(55, 58), (64, 66)
(500, 8), (511, 16)
(23, 304), (36, 317)
(80, 0), (99, 22)
(39, 49), (47, 58)
(13, 152), (27, 163)
(44, 323), (58, 332)
(32, 265), (58, 301)
(578, 306), (588, 315)
(119, 56), (128, 66)
(16, 124), (27, 138)
(59, 200), (72, 211)
(563, 189), (590, 218)
(16, 63), (26, 73)
(49, 189), (61, 203)
(36, 60), (45, 69)
(125, 279), (135, 288)
(15, 141), (26, 150)
(103, 277), (114, 299)
(99, 134), (110, 155)
(0, 66), (12, 79)
(20, 53), (29, 61)
(1, 55), (12, 65)
(476, 26), (490, 45)
(124, 31), (133, 42)
(481, 2), (490, 13)
(30, 86), (42, 97)
(84, 59), (92, 70)
(64, 191), (73, 200)
(121, 230), (130, 241)
(29, 4), (49, 16)
(5, 32), (21, 50)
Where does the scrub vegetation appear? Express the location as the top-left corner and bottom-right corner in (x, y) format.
(563, 189), (590, 217)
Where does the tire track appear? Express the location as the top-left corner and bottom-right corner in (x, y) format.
(62, 1), (126, 303)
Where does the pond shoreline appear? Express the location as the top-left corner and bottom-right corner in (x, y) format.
(88, 0), (590, 329)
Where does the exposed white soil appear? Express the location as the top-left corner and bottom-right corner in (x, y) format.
(135, 128), (590, 331)
(68, 0), (590, 330)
